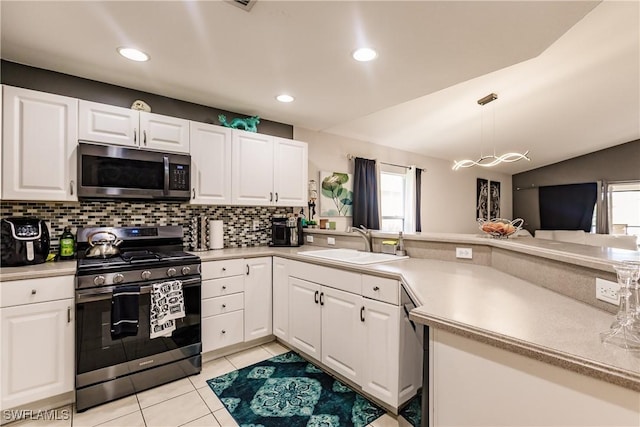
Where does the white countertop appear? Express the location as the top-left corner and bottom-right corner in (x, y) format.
(1, 238), (639, 391)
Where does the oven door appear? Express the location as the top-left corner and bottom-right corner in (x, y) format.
(75, 277), (201, 387)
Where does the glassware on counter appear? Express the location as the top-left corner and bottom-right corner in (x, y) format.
(600, 262), (640, 350)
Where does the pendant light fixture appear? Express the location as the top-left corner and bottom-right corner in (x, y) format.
(452, 93), (530, 171)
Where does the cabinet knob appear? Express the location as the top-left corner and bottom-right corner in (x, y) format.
(221, 330), (226, 334)
(222, 285), (227, 290)
(373, 286), (380, 291)
(222, 304), (226, 308)
(222, 267), (226, 272)
(31, 289), (37, 295)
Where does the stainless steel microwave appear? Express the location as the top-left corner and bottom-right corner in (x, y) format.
(77, 142), (191, 201)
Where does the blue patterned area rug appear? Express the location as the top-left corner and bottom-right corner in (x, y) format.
(399, 392), (421, 427)
(207, 351), (386, 427)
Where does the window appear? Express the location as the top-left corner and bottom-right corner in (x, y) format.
(608, 181), (640, 241)
(380, 171), (405, 232)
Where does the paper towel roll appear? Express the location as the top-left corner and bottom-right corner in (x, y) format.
(209, 220), (224, 250)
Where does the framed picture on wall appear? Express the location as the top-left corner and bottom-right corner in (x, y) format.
(490, 181), (501, 219)
(319, 171), (354, 217)
(477, 178), (489, 220)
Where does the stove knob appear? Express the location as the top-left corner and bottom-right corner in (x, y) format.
(93, 275), (106, 286)
(141, 270), (152, 280)
(181, 266), (191, 275)
(167, 267), (177, 277)
(113, 273), (124, 284)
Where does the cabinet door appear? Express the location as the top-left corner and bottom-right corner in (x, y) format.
(272, 257), (290, 342)
(78, 100), (138, 147)
(2, 86), (78, 201)
(273, 137), (308, 206)
(190, 122), (232, 204)
(244, 257), (273, 341)
(140, 111), (190, 153)
(231, 130), (274, 205)
(321, 287), (363, 384)
(288, 277), (321, 361)
(361, 298), (400, 406)
(1, 299), (74, 410)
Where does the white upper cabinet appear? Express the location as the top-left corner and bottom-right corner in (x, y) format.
(189, 122), (232, 204)
(2, 86), (78, 201)
(79, 100), (189, 153)
(232, 130), (275, 205)
(78, 100), (138, 147)
(273, 136), (308, 206)
(231, 130), (308, 206)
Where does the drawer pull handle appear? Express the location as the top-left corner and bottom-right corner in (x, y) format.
(221, 330), (226, 334)
(222, 304), (226, 308)
(31, 289), (37, 295)
(314, 290), (319, 304)
(373, 286), (380, 291)
(222, 285), (227, 290)
(222, 267), (226, 272)
(360, 306), (365, 322)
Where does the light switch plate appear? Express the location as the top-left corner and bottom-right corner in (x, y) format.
(306, 235), (314, 243)
(456, 247), (473, 259)
(327, 237), (336, 245)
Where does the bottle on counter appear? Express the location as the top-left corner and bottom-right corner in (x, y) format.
(396, 231), (407, 256)
(59, 226), (76, 260)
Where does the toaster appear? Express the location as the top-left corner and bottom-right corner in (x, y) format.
(0, 217), (50, 267)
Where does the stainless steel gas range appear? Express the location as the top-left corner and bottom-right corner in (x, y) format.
(74, 226), (201, 411)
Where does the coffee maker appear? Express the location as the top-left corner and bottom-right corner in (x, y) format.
(270, 215), (304, 247)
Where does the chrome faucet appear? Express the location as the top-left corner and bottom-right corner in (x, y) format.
(352, 225), (372, 252)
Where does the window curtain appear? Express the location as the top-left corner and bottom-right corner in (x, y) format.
(539, 183), (597, 231)
(404, 166), (417, 233)
(415, 167), (422, 232)
(352, 157), (380, 229)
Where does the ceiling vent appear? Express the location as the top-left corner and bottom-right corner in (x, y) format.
(227, 0), (256, 12)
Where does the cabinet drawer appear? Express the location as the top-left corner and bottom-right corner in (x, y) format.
(202, 276), (244, 299)
(288, 260), (361, 295)
(362, 275), (399, 305)
(201, 258), (246, 280)
(202, 293), (244, 317)
(202, 310), (244, 352)
(1, 276), (74, 308)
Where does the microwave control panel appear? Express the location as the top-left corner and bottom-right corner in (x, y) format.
(169, 164), (190, 190)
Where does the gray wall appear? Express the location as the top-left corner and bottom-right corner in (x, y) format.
(512, 139), (640, 231)
(0, 60), (293, 138)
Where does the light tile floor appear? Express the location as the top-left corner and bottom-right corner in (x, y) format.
(9, 341), (412, 427)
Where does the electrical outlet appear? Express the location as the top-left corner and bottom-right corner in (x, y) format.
(252, 220), (260, 231)
(327, 237), (336, 246)
(456, 247), (473, 259)
(306, 235), (314, 243)
(596, 278), (620, 305)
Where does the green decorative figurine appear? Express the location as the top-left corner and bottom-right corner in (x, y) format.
(218, 114), (260, 132)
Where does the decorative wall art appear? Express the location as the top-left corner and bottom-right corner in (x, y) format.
(319, 171), (353, 217)
(476, 178), (501, 220)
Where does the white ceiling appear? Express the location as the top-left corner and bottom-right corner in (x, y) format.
(1, 0), (638, 174)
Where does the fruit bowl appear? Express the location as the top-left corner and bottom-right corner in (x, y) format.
(478, 218), (524, 238)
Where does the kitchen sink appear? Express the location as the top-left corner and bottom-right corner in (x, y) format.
(297, 248), (408, 265)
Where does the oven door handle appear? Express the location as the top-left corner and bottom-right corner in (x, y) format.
(76, 277), (201, 303)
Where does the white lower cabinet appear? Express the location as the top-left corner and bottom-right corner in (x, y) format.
(289, 277), (322, 360)
(0, 276), (74, 411)
(201, 259), (246, 353)
(284, 261), (421, 410)
(272, 257), (289, 341)
(244, 257), (272, 341)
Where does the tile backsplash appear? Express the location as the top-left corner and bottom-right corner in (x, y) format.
(0, 201), (295, 251)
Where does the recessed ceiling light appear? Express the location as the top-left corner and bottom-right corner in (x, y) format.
(117, 47), (150, 62)
(276, 94), (295, 103)
(352, 47), (377, 62)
